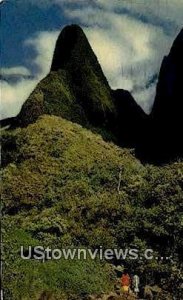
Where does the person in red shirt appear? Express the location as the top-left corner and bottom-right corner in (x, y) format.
(121, 269), (131, 294)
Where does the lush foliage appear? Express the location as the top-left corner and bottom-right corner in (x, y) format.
(2, 115), (183, 299)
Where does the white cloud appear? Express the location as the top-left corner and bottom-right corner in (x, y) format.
(1, 66), (31, 77)
(1, 79), (38, 119)
(1, 0), (182, 119)
(1, 31), (60, 119)
(96, 0), (183, 29)
(133, 83), (157, 113)
(64, 1), (182, 112)
(67, 8), (173, 112)
(25, 31), (60, 75)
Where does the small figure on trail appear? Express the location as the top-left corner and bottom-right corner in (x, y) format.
(132, 274), (140, 296)
(121, 269), (131, 294)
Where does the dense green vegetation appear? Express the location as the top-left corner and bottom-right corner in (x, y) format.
(17, 71), (88, 127)
(3, 226), (114, 299)
(1, 115), (183, 299)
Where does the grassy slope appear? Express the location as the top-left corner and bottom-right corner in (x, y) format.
(2, 115), (183, 299)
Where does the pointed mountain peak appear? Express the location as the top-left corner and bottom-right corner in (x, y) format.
(13, 24), (116, 129)
(51, 24), (94, 72)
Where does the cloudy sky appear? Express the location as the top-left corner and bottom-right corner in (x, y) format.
(1, 0), (183, 119)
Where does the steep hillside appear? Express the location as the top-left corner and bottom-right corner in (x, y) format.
(2, 115), (144, 215)
(2, 115), (183, 299)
